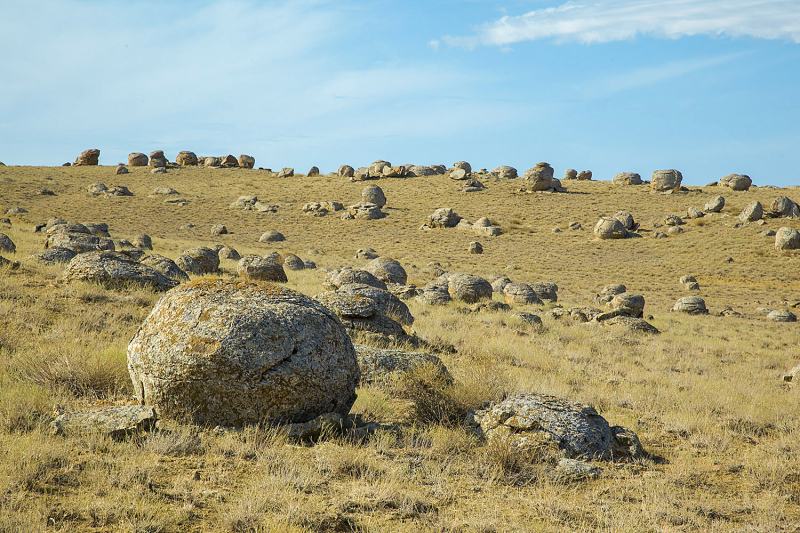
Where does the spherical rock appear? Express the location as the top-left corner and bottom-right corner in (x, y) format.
(337, 165), (354, 177)
(127, 279), (359, 426)
(775, 227), (800, 250)
(140, 254), (190, 281)
(738, 201), (763, 222)
(237, 256), (287, 282)
(612, 172), (642, 185)
(503, 283), (542, 305)
(260, 230), (285, 243)
(282, 254), (305, 271)
(719, 174), (752, 191)
(362, 185), (386, 208)
(364, 257), (407, 285)
(129, 153), (148, 166)
(594, 217), (627, 239)
(218, 246), (241, 261)
(175, 253), (202, 276)
(564, 169), (578, 180)
(650, 169), (682, 192)
(323, 268), (387, 291)
(609, 293), (645, 318)
(672, 296), (708, 314)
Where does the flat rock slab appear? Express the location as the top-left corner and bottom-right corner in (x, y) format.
(50, 405), (157, 439)
(354, 345), (451, 385)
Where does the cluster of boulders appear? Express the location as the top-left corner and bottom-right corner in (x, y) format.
(491, 276), (558, 305)
(230, 195), (278, 213)
(88, 183), (133, 197)
(303, 201), (343, 216)
(593, 212), (639, 240)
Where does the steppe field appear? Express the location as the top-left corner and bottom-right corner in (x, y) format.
(0, 163), (799, 533)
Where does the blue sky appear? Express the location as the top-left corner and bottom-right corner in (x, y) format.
(1, 0), (799, 186)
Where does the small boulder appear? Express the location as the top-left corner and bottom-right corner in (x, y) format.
(522, 162), (555, 191)
(612, 173), (642, 186)
(323, 268), (387, 291)
(149, 150), (167, 168)
(775, 227), (800, 250)
(346, 202), (383, 220)
(687, 207), (704, 219)
(218, 246), (240, 260)
(768, 197), (800, 219)
(132, 235), (153, 250)
(50, 405), (157, 439)
(719, 174), (752, 191)
(362, 185), (386, 208)
(238, 155), (255, 169)
(564, 169), (578, 180)
(738, 201), (763, 222)
(307, 166), (320, 176)
(705, 196), (725, 214)
(493, 166), (518, 179)
(140, 254), (189, 281)
(445, 273), (492, 303)
(503, 283), (542, 305)
(237, 255), (287, 282)
(183, 246), (220, 274)
(63, 251), (179, 291)
(468, 241), (483, 254)
(259, 230), (285, 242)
(576, 170), (592, 181)
(28, 247), (77, 265)
(115, 165), (129, 175)
(427, 208), (461, 229)
(128, 153), (148, 166)
(176, 151), (198, 166)
(594, 217), (627, 239)
(355, 345), (450, 386)
(338, 165), (355, 178)
(277, 168), (294, 178)
(75, 149), (100, 166)
(453, 161), (472, 173)
(364, 257), (407, 285)
(613, 211), (636, 230)
(282, 254), (305, 271)
(767, 310), (796, 322)
(0, 234), (15, 253)
(672, 296), (708, 314)
(650, 169), (682, 192)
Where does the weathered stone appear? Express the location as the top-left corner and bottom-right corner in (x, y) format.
(28, 247), (77, 265)
(445, 273), (492, 303)
(346, 202), (383, 220)
(353, 167), (370, 180)
(768, 197), (800, 219)
(218, 246), (240, 261)
(0, 234), (15, 253)
(115, 165), (129, 175)
(129, 153), (148, 166)
(511, 312), (543, 326)
(64, 251), (179, 291)
(612, 172), (642, 185)
(531, 281), (558, 303)
(453, 161), (471, 173)
(613, 211), (635, 230)
(277, 168), (294, 178)
(362, 185), (386, 207)
(522, 163), (555, 191)
(355, 248), (379, 260)
(672, 296), (708, 314)
(282, 254), (305, 271)
(50, 405), (157, 439)
(739, 201), (763, 222)
(335, 283), (413, 325)
(493, 166), (518, 179)
(427, 208), (461, 229)
(449, 168), (468, 180)
(364, 257), (407, 285)
(338, 165), (354, 177)
(594, 217), (627, 239)
(407, 165), (437, 177)
(650, 169), (682, 192)
(204, 157), (221, 167)
(564, 169), (578, 180)
(153, 187), (178, 195)
(503, 283), (542, 305)
(238, 155), (255, 169)
(183, 246), (220, 274)
(608, 293), (645, 318)
(88, 182), (108, 195)
(775, 227), (800, 250)
(46, 227), (115, 254)
(221, 155), (239, 167)
(237, 255), (287, 282)
(491, 276), (512, 293)
(603, 316), (659, 334)
(210, 224), (228, 236)
(75, 149), (100, 166)
(687, 207), (704, 219)
(468, 241), (483, 254)
(576, 170), (592, 181)
(176, 151), (198, 166)
(259, 230), (285, 243)
(767, 309), (797, 322)
(128, 280), (359, 426)
(468, 393), (644, 461)
(140, 254), (190, 281)
(149, 150), (167, 168)
(132, 235), (153, 250)
(323, 268), (387, 291)
(719, 174), (752, 191)
(354, 345), (450, 386)
(369, 160), (391, 177)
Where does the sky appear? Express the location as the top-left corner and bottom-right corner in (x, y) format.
(1, 0), (799, 186)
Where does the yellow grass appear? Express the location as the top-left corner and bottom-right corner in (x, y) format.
(0, 164), (799, 531)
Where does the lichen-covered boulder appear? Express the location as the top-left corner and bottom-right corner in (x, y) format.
(704, 196), (725, 213)
(738, 201), (763, 222)
(218, 246), (241, 261)
(0, 233), (15, 253)
(364, 257), (407, 285)
(612, 172), (642, 185)
(768, 197), (800, 219)
(445, 273), (492, 303)
(362, 185), (386, 208)
(503, 283), (542, 305)
(594, 217), (627, 239)
(64, 251), (179, 291)
(775, 227), (800, 250)
(672, 296), (708, 315)
(719, 174), (752, 191)
(28, 247), (77, 265)
(467, 393), (644, 461)
(50, 405), (156, 439)
(650, 169), (682, 192)
(354, 345), (450, 386)
(767, 309), (797, 322)
(613, 212), (635, 230)
(282, 254), (305, 271)
(427, 208), (461, 229)
(237, 255), (287, 282)
(522, 163), (555, 191)
(322, 267), (387, 291)
(128, 280), (359, 426)
(183, 246), (219, 274)
(46, 225), (115, 254)
(140, 254), (189, 282)
(531, 281), (558, 303)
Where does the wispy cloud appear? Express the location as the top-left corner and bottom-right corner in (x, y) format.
(443, 0), (800, 47)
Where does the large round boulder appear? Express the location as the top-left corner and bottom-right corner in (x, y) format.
(237, 256), (287, 282)
(522, 163), (555, 191)
(128, 153), (148, 166)
(775, 227), (800, 250)
(183, 246), (220, 274)
(672, 296), (708, 314)
(650, 169), (682, 192)
(719, 174), (752, 191)
(127, 280), (359, 426)
(594, 217), (627, 239)
(503, 283), (542, 305)
(362, 185), (386, 208)
(364, 257), (407, 285)
(64, 251), (179, 291)
(338, 165), (355, 178)
(322, 267), (387, 291)
(176, 151), (198, 166)
(445, 273), (492, 303)
(140, 254), (190, 281)
(238, 155), (255, 169)
(768, 197), (800, 219)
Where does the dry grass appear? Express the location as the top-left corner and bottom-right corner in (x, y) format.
(0, 165), (799, 531)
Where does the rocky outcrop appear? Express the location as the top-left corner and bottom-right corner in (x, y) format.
(128, 280), (359, 426)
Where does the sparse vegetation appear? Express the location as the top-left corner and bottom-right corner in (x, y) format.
(0, 164), (799, 531)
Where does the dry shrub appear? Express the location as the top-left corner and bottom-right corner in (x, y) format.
(0, 379), (52, 432)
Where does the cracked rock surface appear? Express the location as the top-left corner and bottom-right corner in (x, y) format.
(128, 279), (359, 426)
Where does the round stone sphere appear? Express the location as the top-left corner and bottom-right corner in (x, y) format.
(128, 279), (359, 426)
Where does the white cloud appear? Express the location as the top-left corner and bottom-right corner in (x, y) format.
(443, 0), (800, 47)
